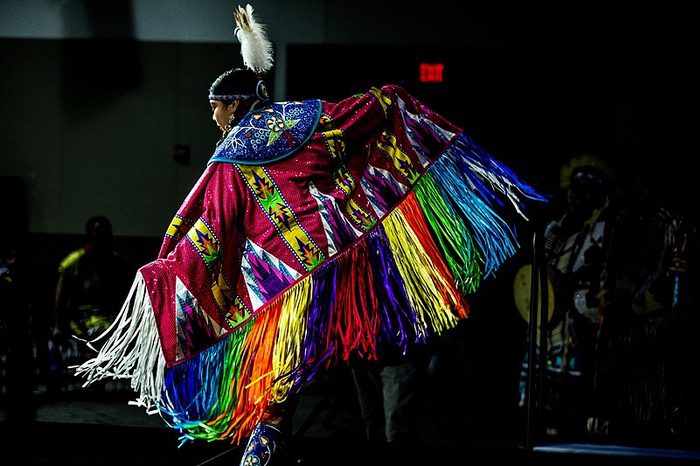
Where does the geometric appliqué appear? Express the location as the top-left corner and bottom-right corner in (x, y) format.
(174, 277), (226, 361)
(241, 239), (302, 311)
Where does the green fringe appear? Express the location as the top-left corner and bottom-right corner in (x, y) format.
(414, 172), (483, 294)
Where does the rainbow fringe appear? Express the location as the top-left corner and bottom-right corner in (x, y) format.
(156, 132), (545, 445)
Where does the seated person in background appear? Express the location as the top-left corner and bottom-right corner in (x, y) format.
(50, 215), (128, 388)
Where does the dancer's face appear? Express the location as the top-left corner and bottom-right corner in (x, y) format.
(210, 100), (237, 132)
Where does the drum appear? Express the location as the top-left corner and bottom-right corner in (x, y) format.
(513, 263), (555, 324)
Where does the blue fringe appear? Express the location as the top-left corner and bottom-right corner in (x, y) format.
(456, 133), (548, 203)
(161, 338), (228, 427)
(429, 143), (519, 277)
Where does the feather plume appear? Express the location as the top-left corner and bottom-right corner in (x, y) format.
(234, 4), (274, 75)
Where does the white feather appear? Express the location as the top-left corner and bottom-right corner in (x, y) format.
(234, 4), (274, 75)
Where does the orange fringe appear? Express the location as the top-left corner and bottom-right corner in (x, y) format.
(229, 299), (283, 444)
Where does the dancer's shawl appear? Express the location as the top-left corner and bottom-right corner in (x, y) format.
(76, 85), (545, 444)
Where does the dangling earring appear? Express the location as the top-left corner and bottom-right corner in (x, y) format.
(224, 101), (239, 132)
(225, 112), (236, 132)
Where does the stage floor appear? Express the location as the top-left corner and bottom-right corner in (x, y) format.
(2, 377), (700, 466)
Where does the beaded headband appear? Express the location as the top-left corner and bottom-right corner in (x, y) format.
(208, 93), (251, 101)
(209, 77), (269, 102)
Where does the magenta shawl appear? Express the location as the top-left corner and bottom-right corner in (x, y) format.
(76, 85), (544, 444)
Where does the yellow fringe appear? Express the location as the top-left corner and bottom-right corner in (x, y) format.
(382, 208), (460, 337)
(271, 275), (313, 403)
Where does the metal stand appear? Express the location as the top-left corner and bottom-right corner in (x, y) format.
(524, 228), (548, 450)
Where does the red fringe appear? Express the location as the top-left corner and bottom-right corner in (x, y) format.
(330, 240), (381, 362)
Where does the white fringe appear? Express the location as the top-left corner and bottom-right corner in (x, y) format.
(73, 273), (165, 413)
